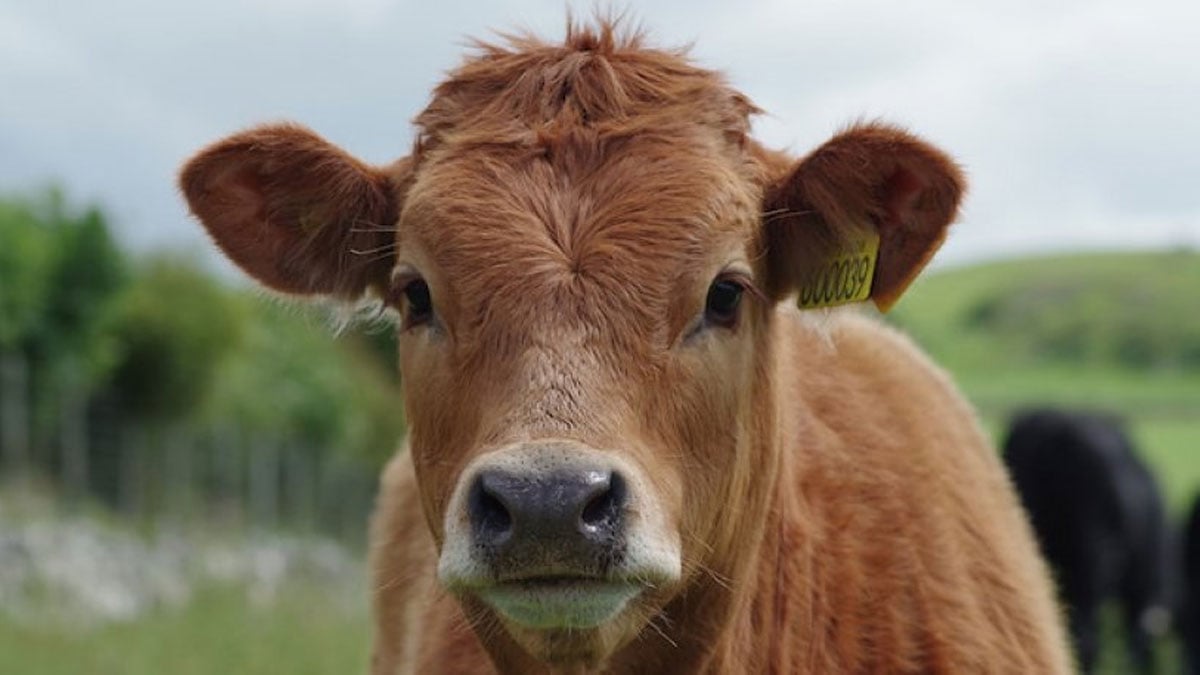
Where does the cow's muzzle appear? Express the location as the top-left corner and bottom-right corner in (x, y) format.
(438, 441), (680, 630)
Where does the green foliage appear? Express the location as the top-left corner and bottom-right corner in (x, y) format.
(41, 207), (128, 373)
(203, 299), (402, 463)
(0, 189), (128, 386)
(106, 256), (243, 422)
(0, 199), (56, 349)
(0, 188), (403, 487)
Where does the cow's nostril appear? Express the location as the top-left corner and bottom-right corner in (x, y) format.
(580, 471), (627, 534)
(469, 474), (514, 545)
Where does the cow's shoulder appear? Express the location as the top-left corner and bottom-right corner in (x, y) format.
(824, 310), (966, 414)
(779, 309), (986, 462)
(771, 309), (1072, 673)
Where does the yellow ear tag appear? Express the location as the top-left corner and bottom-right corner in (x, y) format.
(796, 229), (880, 309)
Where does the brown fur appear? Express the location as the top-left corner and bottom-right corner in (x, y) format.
(180, 18), (1071, 675)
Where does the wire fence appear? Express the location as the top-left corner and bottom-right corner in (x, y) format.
(0, 350), (381, 547)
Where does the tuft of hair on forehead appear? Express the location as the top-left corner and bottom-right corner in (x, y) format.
(413, 15), (761, 158)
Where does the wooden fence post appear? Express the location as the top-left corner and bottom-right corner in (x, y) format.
(0, 351), (30, 475)
(249, 437), (280, 529)
(59, 368), (89, 504)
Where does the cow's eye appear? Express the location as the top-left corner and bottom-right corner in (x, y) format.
(705, 277), (744, 328)
(401, 278), (433, 328)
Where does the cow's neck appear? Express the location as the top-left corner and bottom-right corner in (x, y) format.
(696, 318), (816, 674)
(701, 442), (813, 674)
(607, 324), (810, 675)
(648, 469), (810, 674)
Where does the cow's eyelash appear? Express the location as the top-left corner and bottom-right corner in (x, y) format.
(714, 272), (764, 304)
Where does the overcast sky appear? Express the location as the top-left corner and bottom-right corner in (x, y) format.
(2, 0), (1198, 271)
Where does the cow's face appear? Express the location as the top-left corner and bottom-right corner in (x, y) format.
(180, 39), (962, 669)
(392, 129), (772, 662)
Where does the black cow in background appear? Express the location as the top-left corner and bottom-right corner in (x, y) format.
(1181, 494), (1200, 675)
(1003, 409), (1172, 674)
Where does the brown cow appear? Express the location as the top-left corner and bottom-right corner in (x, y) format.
(180, 20), (1071, 675)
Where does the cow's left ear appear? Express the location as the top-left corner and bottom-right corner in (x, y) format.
(762, 123), (965, 311)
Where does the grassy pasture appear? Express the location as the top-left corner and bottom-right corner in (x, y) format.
(0, 584), (370, 675)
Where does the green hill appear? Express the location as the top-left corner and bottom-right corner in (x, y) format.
(892, 249), (1200, 373)
(885, 248), (1200, 513)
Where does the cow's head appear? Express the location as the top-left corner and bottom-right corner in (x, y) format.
(181, 24), (962, 669)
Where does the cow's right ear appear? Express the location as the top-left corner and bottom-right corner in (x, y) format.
(180, 123), (410, 299)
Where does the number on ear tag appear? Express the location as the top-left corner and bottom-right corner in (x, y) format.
(796, 229), (880, 310)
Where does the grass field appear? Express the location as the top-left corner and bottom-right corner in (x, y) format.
(0, 584), (370, 675)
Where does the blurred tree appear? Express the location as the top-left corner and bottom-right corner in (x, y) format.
(0, 189), (128, 376)
(39, 204), (128, 383)
(0, 197), (55, 470)
(204, 298), (403, 465)
(0, 198), (55, 351)
(106, 255), (242, 421)
(0, 189), (129, 485)
(0, 187), (401, 534)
